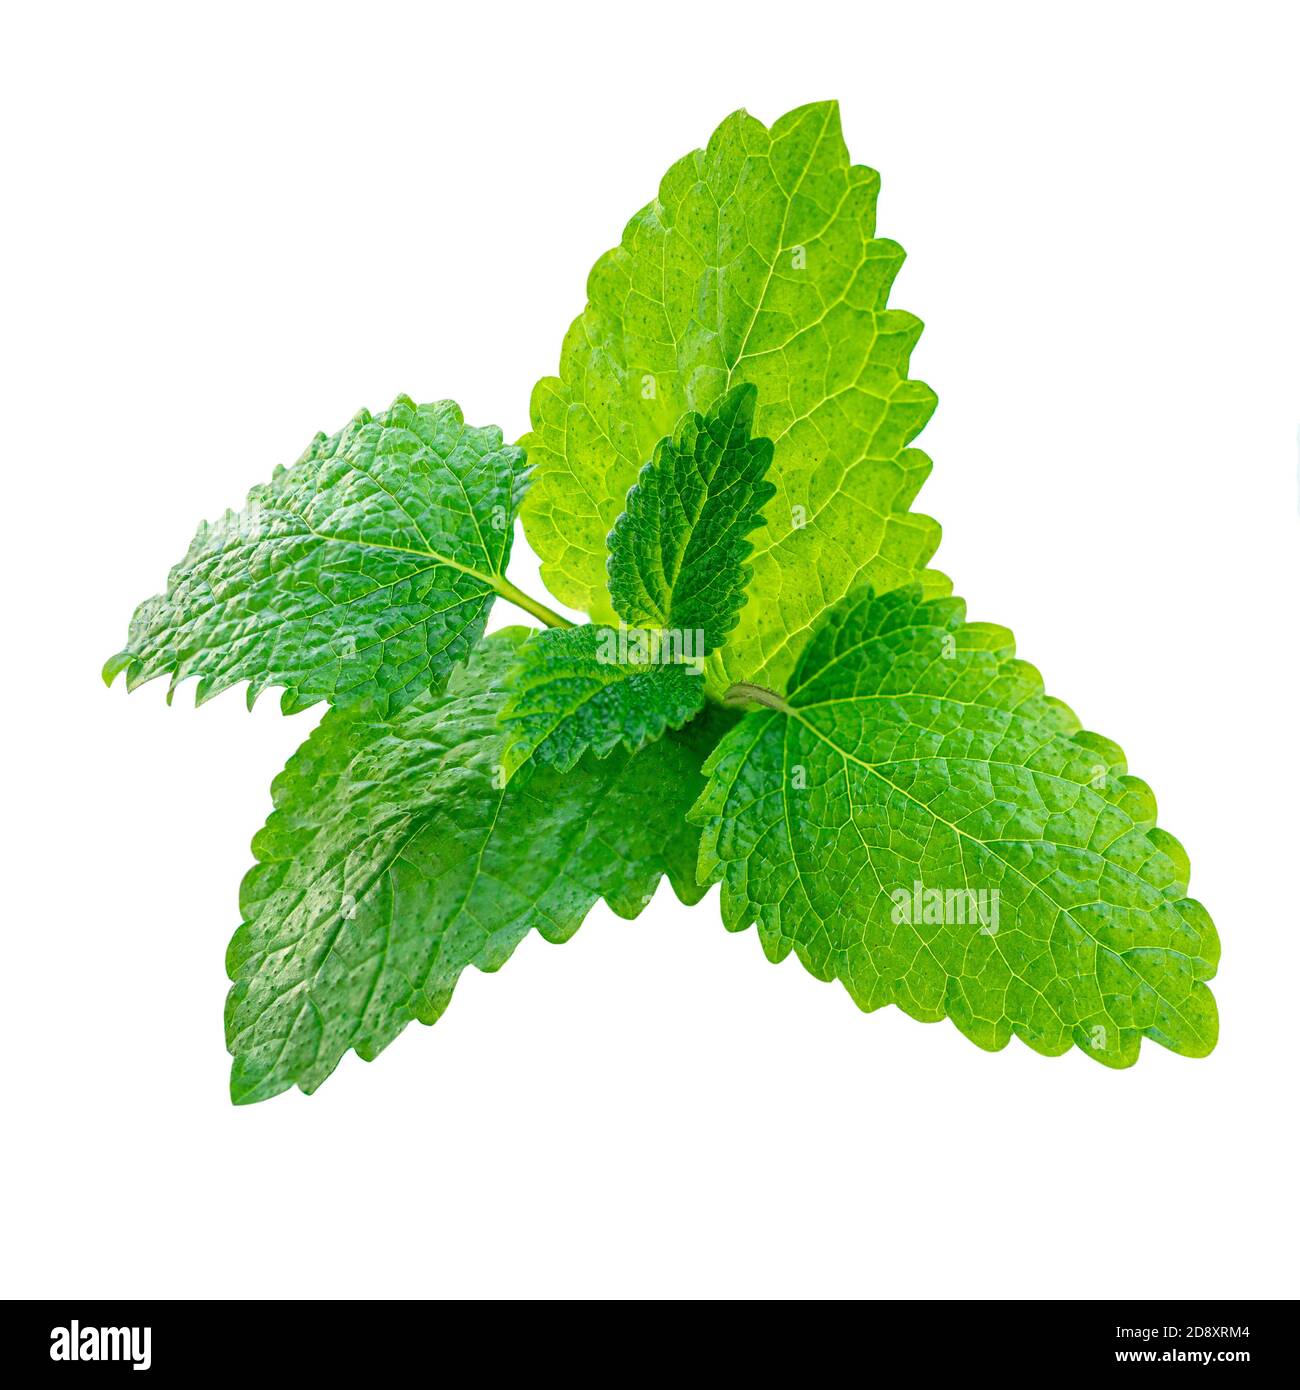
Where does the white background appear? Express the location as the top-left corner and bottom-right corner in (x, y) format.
(3, 0), (1297, 1300)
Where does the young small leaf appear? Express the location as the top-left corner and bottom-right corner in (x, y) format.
(104, 396), (527, 714)
(226, 629), (734, 1103)
(607, 383), (775, 653)
(522, 100), (946, 697)
(691, 586), (1219, 1067)
(499, 624), (706, 777)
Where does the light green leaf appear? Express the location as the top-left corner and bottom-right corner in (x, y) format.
(607, 383), (775, 653)
(499, 624), (706, 777)
(104, 396), (528, 715)
(521, 99), (947, 698)
(226, 629), (734, 1103)
(691, 586), (1219, 1067)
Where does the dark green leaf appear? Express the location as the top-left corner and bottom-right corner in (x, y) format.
(499, 624), (706, 776)
(607, 383), (775, 654)
(105, 396), (527, 714)
(226, 629), (735, 1102)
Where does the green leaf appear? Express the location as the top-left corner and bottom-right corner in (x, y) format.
(691, 586), (1219, 1067)
(226, 629), (734, 1103)
(498, 624), (706, 777)
(607, 383), (775, 653)
(104, 396), (528, 715)
(521, 99), (947, 698)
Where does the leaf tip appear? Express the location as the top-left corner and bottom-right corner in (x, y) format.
(101, 651), (131, 687)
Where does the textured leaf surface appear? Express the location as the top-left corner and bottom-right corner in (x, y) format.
(226, 629), (733, 1102)
(522, 100), (947, 697)
(499, 625), (705, 776)
(607, 384), (775, 653)
(105, 396), (527, 714)
(691, 587), (1219, 1067)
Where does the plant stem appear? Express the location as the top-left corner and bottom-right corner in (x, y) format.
(494, 578), (574, 630)
(724, 682), (792, 715)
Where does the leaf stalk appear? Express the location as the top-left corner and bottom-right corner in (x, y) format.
(493, 578), (574, 630)
(723, 681), (792, 714)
